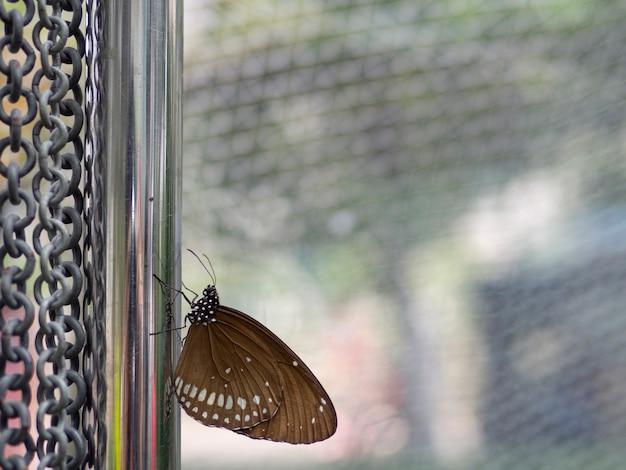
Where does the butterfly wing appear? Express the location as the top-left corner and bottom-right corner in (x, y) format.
(218, 306), (338, 444)
(174, 320), (283, 430)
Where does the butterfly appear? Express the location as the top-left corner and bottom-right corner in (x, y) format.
(161, 251), (337, 444)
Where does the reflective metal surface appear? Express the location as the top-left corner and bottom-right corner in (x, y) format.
(101, 0), (182, 468)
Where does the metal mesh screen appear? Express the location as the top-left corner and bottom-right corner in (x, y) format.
(182, 1), (626, 468)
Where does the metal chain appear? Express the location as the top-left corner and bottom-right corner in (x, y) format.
(1, 1), (41, 468)
(0, 0), (87, 468)
(31, 0), (86, 467)
(84, 0), (106, 466)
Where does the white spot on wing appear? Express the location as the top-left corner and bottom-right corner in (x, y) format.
(217, 393), (224, 407)
(198, 389), (207, 401)
(207, 392), (216, 405)
(237, 397), (247, 409)
(252, 395), (261, 405)
(189, 386), (198, 398)
(225, 367), (231, 374)
(226, 395), (233, 410)
(292, 361), (298, 366)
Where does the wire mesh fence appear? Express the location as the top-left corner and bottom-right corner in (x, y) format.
(182, 1), (626, 468)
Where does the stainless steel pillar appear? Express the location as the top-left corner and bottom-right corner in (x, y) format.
(95, 0), (183, 467)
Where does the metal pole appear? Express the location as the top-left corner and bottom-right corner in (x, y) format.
(100, 0), (182, 467)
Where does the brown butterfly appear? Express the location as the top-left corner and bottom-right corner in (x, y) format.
(165, 251), (337, 444)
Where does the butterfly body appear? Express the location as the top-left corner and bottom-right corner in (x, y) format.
(173, 282), (337, 444)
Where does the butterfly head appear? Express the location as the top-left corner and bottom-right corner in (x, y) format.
(187, 285), (220, 325)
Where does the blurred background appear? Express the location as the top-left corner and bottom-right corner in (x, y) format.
(180, 1), (626, 469)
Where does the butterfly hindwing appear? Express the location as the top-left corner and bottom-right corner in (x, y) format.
(219, 306), (338, 444)
(174, 320), (282, 430)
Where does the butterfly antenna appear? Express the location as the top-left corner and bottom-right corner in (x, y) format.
(187, 249), (217, 286)
(202, 253), (217, 286)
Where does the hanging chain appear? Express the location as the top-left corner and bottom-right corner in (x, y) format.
(31, 0), (86, 467)
(84, 0), (106, 465)
(1, 0), (87, 468)
(0, 2), (41, 468)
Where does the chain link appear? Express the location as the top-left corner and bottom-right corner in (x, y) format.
(1, 0), (88, 468)
(84, 0), (106, 465)
(1, 2), (41, 468)
(31, 0), (87, 467)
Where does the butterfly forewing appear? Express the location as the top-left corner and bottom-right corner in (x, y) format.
(219, 306), (338, 444)
(174, 320), (282, 430)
